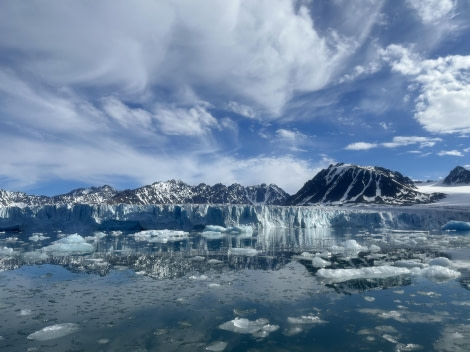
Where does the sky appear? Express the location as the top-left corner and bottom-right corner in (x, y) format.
(1, 0), (470, 196)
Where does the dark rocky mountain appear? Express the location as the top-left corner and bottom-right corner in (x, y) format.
(443, 166), (470, 185)
(286, 163), (445, 205)
(108, 180), (289, 205)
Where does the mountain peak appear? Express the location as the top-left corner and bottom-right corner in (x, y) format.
(287, 163), (443, 205)
(443, 166), (470, 185)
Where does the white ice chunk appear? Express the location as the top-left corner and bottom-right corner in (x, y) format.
(27, 323), (79, 341)
(331, 239), (368, 257)
(395, 343), (424, 351)
(429, 257), (452, 267)
(369, 244), (381, 253)
(228, 248), (258, 256)
(218, 318), (277, 337)
(311, 257), (330, 268)
(133, 229), (188, 243)
(41, 234), (94, 255)
(317, 266), (410, 283)
(0, 247), (15, 258)
(287, 315), (326, 324)
(204, 225), (227, 233)
(29, 233), (49, 242)
(205, 341), (228, 351)
(418, 266), (460, 281)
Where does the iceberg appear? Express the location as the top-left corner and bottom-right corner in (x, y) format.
(41, 234), (94, 256)
(27, 323), (79, 341)
(317, 266), (410, 283)
(442, 221), (470, 231)
(132, 229), (188, 243)
(418, 266), (460, 281)
(218, 317), (278, 337)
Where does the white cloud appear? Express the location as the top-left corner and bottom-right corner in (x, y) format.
(227, 101), (257, 119)
(153, 105), (219, 136)
(0, 0), (364, 117)
(406, 0), (456, 24)
(382, 45), (470, 134)
(345, 142), (379, 150)
(381, 136), (442, 148)
(438, 150), (464, 156)
(346, 136), (442, 151)
(276, 129), (307, 142)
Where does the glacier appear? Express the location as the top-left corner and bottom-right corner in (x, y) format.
(1, 203), (470, 232)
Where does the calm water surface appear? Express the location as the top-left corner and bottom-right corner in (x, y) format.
(1, 226), (470, 351)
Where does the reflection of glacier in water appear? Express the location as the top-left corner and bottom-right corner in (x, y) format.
(1, 225), (470, 351)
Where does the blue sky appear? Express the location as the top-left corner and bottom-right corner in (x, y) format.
(1, 0), (470, 196)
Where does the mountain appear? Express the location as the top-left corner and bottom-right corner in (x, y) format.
(286, 163), (445, 205)
(0, 189), (49, 207)
(442, 166), (470, 185)
(108, 180), (289, 205)
(52, 185), (118, 204)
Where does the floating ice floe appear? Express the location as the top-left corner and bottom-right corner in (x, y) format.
(228, 248), (258, 256)
(417, 266), (460, 281)
(316, 266), (410, 282)
(203, 225), (253, 235)
(29, 233), (49, 242)
(40, 234), (94, 256)
(0, 247), (15, 258)
(330, 239), (368, 257)
(27, 323), (79, 341)
(442, 220), (470, 231)
(218, 317), (279, 338)
(428, 257), (452, 267)
(132, 229), (188, 243)
(311, 257), (330, 268)
(287, 314), (326, 324)
(205, 341), (228, 351)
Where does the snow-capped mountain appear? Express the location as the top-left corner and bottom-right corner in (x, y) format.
(52, 185), (118, 204)
(286, 163), (445, 205)
(0, 189), (49, 207)
(443, 166), (470, 185)
(108, 180), (289, 205)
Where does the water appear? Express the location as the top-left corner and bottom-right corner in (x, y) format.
(1, 226), (470, 351)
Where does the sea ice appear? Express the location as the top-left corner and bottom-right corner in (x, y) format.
(205, 341), (228, 351)
(429, 257), (452, 267)
(442, 221), (470, 231)
(218, 317), (278, 337)
(27, 323), (79, 341)
(0, 246), (15, 257)
(29, 233), (49, 242)
(287, 315), (326, 324)
(418, 266), (460, 281)
(41, 234), (94, 255)
(316, 266), (410, 283)
(133, 229), (188, 243)
(311, 257), (330, 268)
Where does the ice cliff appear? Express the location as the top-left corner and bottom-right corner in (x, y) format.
(1, 204), (469, 232)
